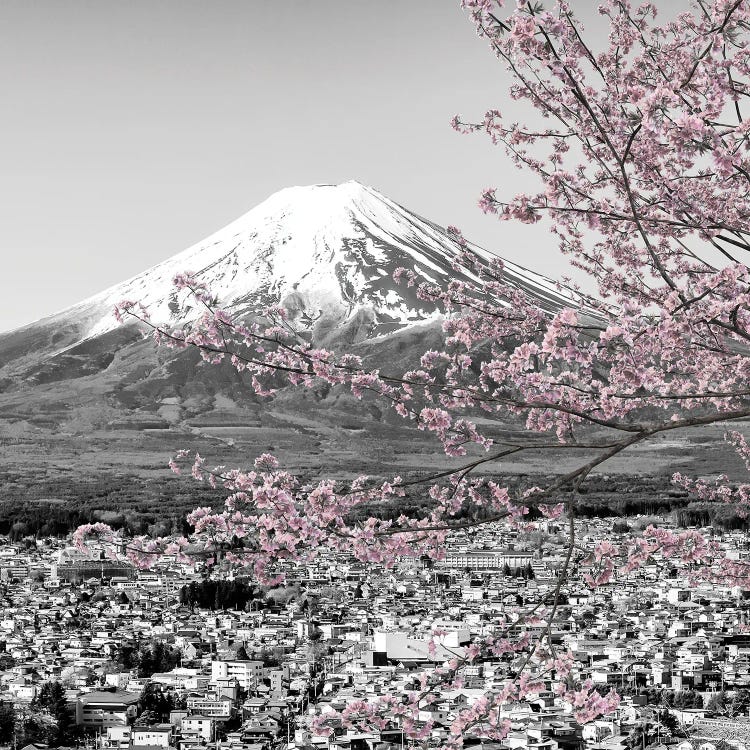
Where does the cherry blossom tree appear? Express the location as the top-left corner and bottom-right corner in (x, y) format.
(76, 0), (750, 746)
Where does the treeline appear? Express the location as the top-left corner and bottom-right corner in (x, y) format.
(353, 473), (750, 531)
(569, 476), (691, 518)
(573, 494), (690, 519)
(178, 579), (259, 611)
(1, 466), (747, 540)
(704, 689), (750, 715)
(349, 474), (692, 523)
(672, 502), (750, 530)
(0, 471), (224, 538)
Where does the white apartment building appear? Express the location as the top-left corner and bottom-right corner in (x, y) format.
(186, 693), (233, 719)
(211, 659), (265, 690)
(439, 549), (533, 571)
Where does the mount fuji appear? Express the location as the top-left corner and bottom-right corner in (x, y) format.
(0, 181), (713, 492)
(1, 181), (570, 365)
(0, 181), (573, 448)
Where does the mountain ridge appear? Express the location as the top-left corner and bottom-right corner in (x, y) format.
(0, 180), (575, 439)
(1, 180), (574, 363)
(0, 180), (723, 488)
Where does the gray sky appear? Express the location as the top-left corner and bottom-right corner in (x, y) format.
(0, 1), (579, 333)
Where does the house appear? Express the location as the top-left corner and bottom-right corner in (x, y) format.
(131, 724), (173, 747)
(100, 726), (132, 749)
(181, 715), (214, 742)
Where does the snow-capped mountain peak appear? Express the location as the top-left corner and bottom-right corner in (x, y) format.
(0, 180), (577, 380)
(59, 180), (569, 344)
(0, 180), (578, 432)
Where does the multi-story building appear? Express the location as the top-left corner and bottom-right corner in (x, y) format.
(181, 714), (215, 742)
(75, 691), (140, 728)
(440, 549), (533, 571)
(210, 659), (264, 690)
(186, 693), (233, 720)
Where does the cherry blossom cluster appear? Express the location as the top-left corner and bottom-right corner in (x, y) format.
(309, 620), (614, 747)
(78, 0), (750, 741)
(579, 525), (750, 590)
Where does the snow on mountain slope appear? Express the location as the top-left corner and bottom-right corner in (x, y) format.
(0, 180), (584, 437)
(0, 180), (581, 389)
(36, 180), (573, 346)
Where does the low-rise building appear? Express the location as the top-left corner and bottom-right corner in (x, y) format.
(76, 691), (140, 728)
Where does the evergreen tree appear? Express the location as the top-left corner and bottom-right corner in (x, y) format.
(32, 681), (71, 746)
(139, 683), (172, 722)
(706, 691), (727, 715)
(0, 703), (14, 745)
(657, 710), (680, 737)
(118, 641), (138, 671)
(730, 689), (750, 717)
(626, 722), (656, 750)
(137, 640), (181, 678)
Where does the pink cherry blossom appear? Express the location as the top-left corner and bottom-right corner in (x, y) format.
(75, 0), (750, 740)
